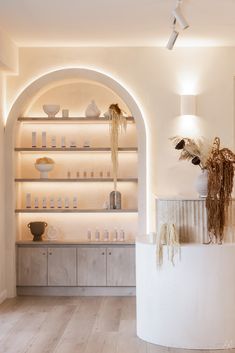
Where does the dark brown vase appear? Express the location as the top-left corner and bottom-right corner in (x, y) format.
(27, 221), (48, 241)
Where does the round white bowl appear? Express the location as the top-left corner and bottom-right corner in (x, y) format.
(43, 104), (60, 118)
(35, 163), (54, 178)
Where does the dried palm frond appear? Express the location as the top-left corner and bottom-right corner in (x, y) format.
(169, 136), (183, 144)
(170, 136), (211, 169)
(184, 138), (201, 157)
(197, 138), (212, 166)
(179, 149), (193, 161)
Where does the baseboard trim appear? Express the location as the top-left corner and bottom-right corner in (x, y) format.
(0, 290), (7, 304)
(17, 286), (136, 296)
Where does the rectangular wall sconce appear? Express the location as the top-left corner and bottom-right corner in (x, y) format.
(181, 95), (196, 115)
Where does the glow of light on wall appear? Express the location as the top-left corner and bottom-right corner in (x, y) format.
(21, 181), (137, 194)
(19, 212), (138, 242)
(178, 38), (220, 48)
(178, 72), (199, 96)
(8, 65), (150, 233)
(2, 76), (7, 125)
(176, 115), (200, 138)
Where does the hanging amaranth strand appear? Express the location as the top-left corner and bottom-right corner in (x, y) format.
(206, 137), (235, 243)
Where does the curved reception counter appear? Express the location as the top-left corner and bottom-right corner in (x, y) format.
(136, 241), (235, 349)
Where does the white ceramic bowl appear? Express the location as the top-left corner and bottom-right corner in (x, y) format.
(43, 104), (60, 117)
(35, 163), (54, 178)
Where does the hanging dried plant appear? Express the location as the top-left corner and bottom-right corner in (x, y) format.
(206, 137), (235, 243)
(156, 223), (180, 267)
(106, 104), (127, 190)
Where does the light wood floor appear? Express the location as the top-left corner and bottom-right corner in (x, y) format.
(0, 296), (233, 353)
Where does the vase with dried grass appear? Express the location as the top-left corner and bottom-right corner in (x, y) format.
(170, 136), (211, 197)
(171, 136), (235, 243)
(105, 104), (127, 209)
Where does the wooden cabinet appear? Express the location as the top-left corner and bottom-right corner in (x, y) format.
(17, 247), (47, 286)
(48, 247), (76, 286)
(17, 244), (135, 289)
(77, 247), (106, 286)
(107, 247), (136, 286)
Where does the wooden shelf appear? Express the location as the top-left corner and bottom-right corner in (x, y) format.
(15, 147), (138, 152)
(18, 117), (135, 123)
(15, 209), (138, 214)
(16, 240), (136, 245)
(15, 178), (138, 183)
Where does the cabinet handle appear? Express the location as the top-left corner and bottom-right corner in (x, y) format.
(109, 252), (112, 255)
(102, 252), (105, 255)
(49, 252), (52, 255)
(42, 252), (46, 255)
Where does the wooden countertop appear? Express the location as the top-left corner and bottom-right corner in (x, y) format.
(16, 240), (135, 246)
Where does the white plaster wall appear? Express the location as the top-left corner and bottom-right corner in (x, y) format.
(6, 47), (235, 231)
(0, 73), (6, 303)
(0, 29), (18, 72)
(26, 81), (130, 116)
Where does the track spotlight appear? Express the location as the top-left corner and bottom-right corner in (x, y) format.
(166, 0), (189, 50)
(172, 5), (189, 30)
(166, 29), (179, 50)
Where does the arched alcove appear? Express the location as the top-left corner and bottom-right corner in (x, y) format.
(5, 68), (147, 297)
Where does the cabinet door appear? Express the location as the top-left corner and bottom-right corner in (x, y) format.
(77, 247), (106, 286)
(107, 247), (136, 286)
(48, 247), (76, 286)
(17, 247), (47, 286)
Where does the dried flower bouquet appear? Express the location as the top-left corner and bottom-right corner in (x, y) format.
(171, 136), (235, 243)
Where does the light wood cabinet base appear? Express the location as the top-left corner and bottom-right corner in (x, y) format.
(16, 244), (136, 291)
(17, 286), (136, 296)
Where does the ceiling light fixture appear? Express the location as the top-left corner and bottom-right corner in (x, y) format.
(166, 0), (189, 50)
(166, 18), (179, 50)
(172, 1), (189, 30)
(166, 29), (179, 50)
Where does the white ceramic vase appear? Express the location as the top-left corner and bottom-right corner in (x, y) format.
(85, 100), (101, 118)
(46, 226), (59, 240)
(35, 163), (54, 179)
(195, 169), (208, 198)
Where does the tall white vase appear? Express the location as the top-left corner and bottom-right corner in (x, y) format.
(85, 100), (101, 118)
(195, 169), (208, 198)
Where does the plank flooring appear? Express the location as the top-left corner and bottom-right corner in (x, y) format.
(0, 296), (234, 353)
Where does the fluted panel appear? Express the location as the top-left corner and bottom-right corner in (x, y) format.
(156, 198), (235, 243)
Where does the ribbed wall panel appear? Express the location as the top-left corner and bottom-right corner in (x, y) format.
(156, 199), (235, 243)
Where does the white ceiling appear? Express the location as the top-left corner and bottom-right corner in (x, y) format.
(0, 0), (235, 47)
